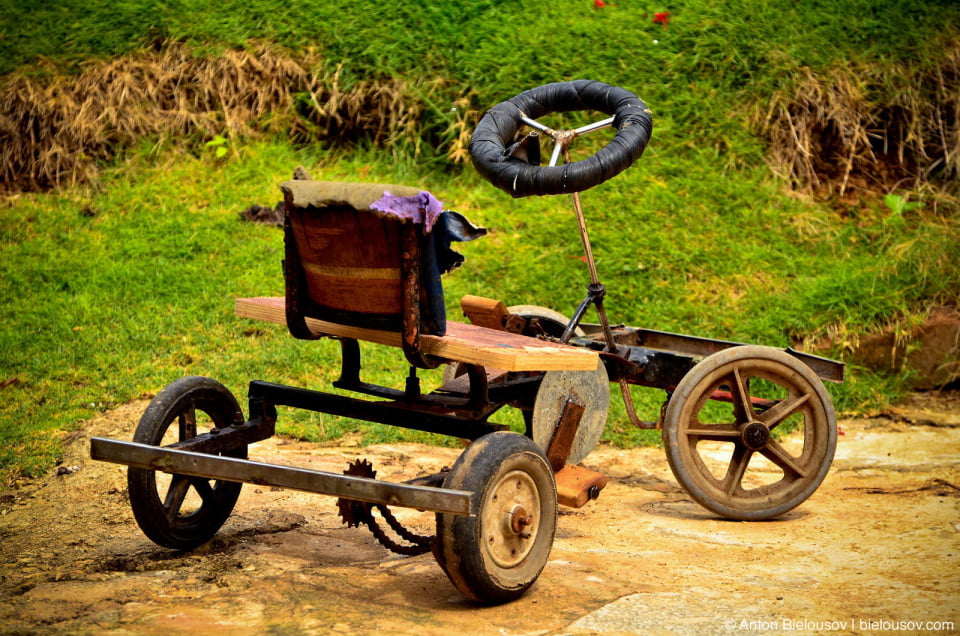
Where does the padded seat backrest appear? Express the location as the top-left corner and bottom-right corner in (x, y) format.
(286, 200), (411, 328)
(280, 180), (450, 368)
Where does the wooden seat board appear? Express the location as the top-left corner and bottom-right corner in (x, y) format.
(235, 297), (599, 372)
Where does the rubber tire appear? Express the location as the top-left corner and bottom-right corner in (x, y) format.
(435, 432), (557, 604)
(662, 346), (837, 520)
(127, 376), (247, 550)
(469, 80), (653, 197)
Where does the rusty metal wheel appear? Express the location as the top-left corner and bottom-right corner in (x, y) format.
(506, 305), (584, 339)
(662, 346), (836, 520)
(435, 432), (557, 604)
(127, 376), (246, 550)
(531, 359), (610, 466)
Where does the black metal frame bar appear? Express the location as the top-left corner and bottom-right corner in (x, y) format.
(573, 324), (845, 384)
(249, 380), (512, 442)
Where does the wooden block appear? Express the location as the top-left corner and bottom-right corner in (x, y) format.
(460, 295), (509, 330)
(235, 297), (600, 372)
(555, 464), (608, 508)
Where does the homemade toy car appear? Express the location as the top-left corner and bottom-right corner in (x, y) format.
(92, 80), (843, 603)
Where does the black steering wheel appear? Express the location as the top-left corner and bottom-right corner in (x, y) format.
(469, 80), (653, 198)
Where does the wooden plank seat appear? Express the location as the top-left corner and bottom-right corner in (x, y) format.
(236, 296), (599, 372)
(268, 178), (599, 373)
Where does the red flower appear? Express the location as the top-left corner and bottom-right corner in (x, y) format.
(594, 0), (606, 8)
(653, 11), (670, 28)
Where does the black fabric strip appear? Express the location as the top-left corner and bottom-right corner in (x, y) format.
(469, 80), (653, 197)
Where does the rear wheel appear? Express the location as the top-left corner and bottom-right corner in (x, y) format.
(127, 376), (247, 549)
(435, 432), (557, 603)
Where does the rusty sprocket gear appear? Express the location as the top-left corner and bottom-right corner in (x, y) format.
(335, 458), (434, 556)
(336, 459), (376, 528)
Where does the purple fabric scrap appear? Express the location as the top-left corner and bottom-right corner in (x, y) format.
(370, 190), (444, 231)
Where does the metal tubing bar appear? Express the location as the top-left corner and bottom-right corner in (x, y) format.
(520, 114), (614, 145)
(90, 437), (473, 516)
(573, 116), (615, 135)
(549, 141), (564, 168)
(562, 286), (603, 343)
(250, 381), (507, 440)
(622, 328), (845, 383)
(519, 114), (558, 137)
(570, 191), (601, 286)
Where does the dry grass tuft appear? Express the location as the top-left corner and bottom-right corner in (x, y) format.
(4, 35), (955, 201)
(756, 36), (959, 204)
(0, 43), (438, 192)
(290, 62), (427, 153)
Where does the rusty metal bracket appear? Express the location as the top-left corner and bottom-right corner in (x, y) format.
(545, 398), (586, 472)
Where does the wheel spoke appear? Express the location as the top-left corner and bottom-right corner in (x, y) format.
(573, 116), (615, 136)
(758, 393), (810, 431)
(684, 423), (741, 442)
(178, 403), (197, 441)
(721, 445), (753, 495)
(189, 477), (215, 502)
(728, 368), (753, 423)
(163, 475), (191, 521)
(760, 438), (809, 479)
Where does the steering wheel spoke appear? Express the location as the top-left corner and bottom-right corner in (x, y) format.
(519, 112), (618, 168)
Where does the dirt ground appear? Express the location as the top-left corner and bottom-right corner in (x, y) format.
(1, 392), (958, 635)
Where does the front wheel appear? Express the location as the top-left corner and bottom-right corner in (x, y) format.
(434, 432), (557, 603)
(662, 346), (837, 521)
(127, 376), (247, 550)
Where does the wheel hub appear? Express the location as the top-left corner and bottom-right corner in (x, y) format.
(740, 421), (770, 450)
(484, 470), (540, 568)
(509, 505), (533, 538)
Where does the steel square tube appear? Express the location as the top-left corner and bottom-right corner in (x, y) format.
(90, 437), (473, 516)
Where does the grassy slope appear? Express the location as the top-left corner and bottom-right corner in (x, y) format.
(3, 137), (956, 481)
(1, 0), (958, 481)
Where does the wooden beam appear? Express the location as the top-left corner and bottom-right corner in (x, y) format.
(235, 297), (600, 372)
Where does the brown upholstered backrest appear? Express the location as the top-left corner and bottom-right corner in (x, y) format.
(279, 181), (443, 368)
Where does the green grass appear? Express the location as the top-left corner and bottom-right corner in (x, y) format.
(3, 0), (958, 161)
(2, 136), (957, 481)
(1, 0), (959, 482)
(4, 0), (955, 76)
